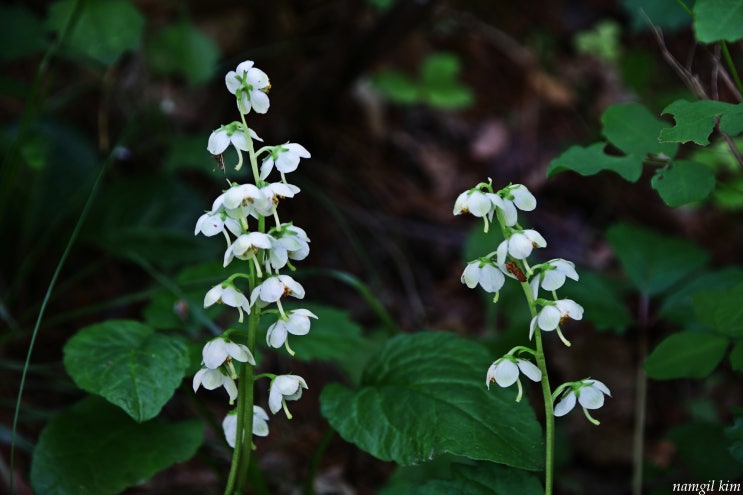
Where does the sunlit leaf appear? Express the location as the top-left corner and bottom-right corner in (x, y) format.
(31, 396), (203, 495)
(645, 331), (729, 379)
(547, 143), (643, 181)
(660, 99), (743, 145)
(606, 223), (709, 296)
(372, 70), (420, 104)
(651, 159), (716, 206)
(63, 320), (189, 422)
(601, 103), (678, 158)
(321, 331), (543, 469)
(47, 0), (145, 65)
(694, 0), (743, 43)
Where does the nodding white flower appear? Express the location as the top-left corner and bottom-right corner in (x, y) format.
(554, 379), (611, 425)
(194, 209), (242, 238)
(207, 122), (263, 156)
(453, 188), (498, 218)
(267, 224), (310, 269)
(222, 183), (271, 219)
(250, 275), (305, 309)
(260, 143), (311, 180)
(268, 374), (308, 418)
(222, 406), (269, 448)
(496, 229), (547, 263)
(497, 184), (537, 226)
(266, 309), (318, 351)
(530, 259), (579, 298)
(486, 357), (542, 388)
(204, 284), (252, 322)
(200, 336), (255, 369)
(223, 232), (274, 267)
(192, 367), (238, 403)
(225, 60), (270, 114)
(260, 182), (300, 213)
(529, 299), (584, 346)
(461, 259), (505, 293)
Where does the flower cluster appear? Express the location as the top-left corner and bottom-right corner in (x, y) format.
(192, 60), (315, 449)
(455, 180), (610, 424)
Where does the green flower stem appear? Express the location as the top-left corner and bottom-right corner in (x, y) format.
(519, 278), (554, 495)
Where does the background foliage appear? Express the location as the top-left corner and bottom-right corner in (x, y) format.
(2, 0), (742, 494)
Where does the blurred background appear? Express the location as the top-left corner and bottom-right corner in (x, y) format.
(1, 0), (742, 494)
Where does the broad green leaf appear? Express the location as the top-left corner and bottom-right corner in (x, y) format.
(372, 70), (420, 104)
(622, 0), (693, 32)
(47, 0), (145, 65)
(420, 53), (473, 110)
(557, 271), (633, 333)
(659, 266), (743, 325)
(727, 416), (743, 463)
(645, 331), (729, 379)
(412, 462), (542, 495)
(63, 320), (189, 422)
(145, 20), (219, 85)
(606, 223), (709, 296)
(668, 422), (743, 480)
(730, 341), (743, 373)
(714, 176), (743, 210)
(651, 159), (716, 207)
(31, 396), (203, 495)
(694, 0), (743, 43)
(660, 99), (743, 145)
(0, 4), (47, 62)
(601, 103), (678, 158)
(320, 331), (543, 469)
(693, 282), (743, 337)
(547, 143), (643, 181)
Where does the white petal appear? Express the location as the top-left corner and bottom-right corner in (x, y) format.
(222, 413), (237, 448)
(225, 71), (241, 94)
(479, 264), (505, 293)
(258, 277), (284, 303)
(453, 191), (469, 215)
(467, 191), (492, 217)
(268, 384), (283, 414)
(529, 316), (538, 340)
(246, 67), (269, 88)
(260, 156), (275, 180)
(192, 368), (207, 392)
(230, 132), (249, 151)
(266, 321), (288, 348)
(553, 391), (577, 417)
(486, 363), (498, 388)
(541, 269), (566, 291)
(499, 200), (518, 226)
(286, 312), (311, 335)
(202, 340), (228, 369)
(207, 130), (230, 155)
(223, 377), (238, 402)
(494, 360), (519, 387)
(252, 406), (270, 437)
(537, 305), (561, 331)
(586, 379), (611, 397)
(523, 229), (547, 248)
(224, 341), (255, 364)
(461, 262), (480, 289)
(285, 142), (310, 158)
(495, 240), (509, 267)
(510, 185), (537, 211)
(578, 386), (605, 410)
(530, 276), (540, 299)
(200, 368), (225, 390)
(204, 285), (223, 308)
(235, 60), (255, 74)
(556, 299), (584, 321)
(251, 90), (270, 114)
(508, 233), (534, 259)
(517, 360), (542, 382)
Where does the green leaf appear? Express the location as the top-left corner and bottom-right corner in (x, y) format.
(601, 103), (678, 158)
(547, 143), (643, 181)
(651, 160), (716, 207)
(413, 462), (542, 495)
(693, 282), (743, 337)
(727, 416), (743, 463)
(557, 271), (633, 333)
(372, 70), (420, 104)
(320, 331), (543, 469)
(645, 331), (729, 379)
(660, 99), (743, 145)
(63, 320), (189, 422)
(31, 396), (203, 495)
(420, 53), (473, 110)
(730, 341), (743, 373)
(694, 0), (743, 43)
(622, 0), (693, 33)
(668, 422), (743, 480)
(145, 20), (219, 85)
(659, 266), (743, 326)
(606, 223), (709, 296)
(0, 4), (47, 62)
(47, 0), (145, 65)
